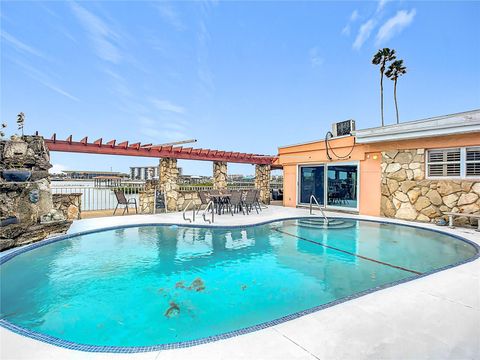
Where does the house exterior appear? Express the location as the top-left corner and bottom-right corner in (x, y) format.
(277, 109), (480, 225)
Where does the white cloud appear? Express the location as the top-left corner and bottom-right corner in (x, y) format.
(341, 10), (359, 36)
(376, 9), (416, 45)
(1, 31), (46, 59)
(350, 10), (359, 21)
(11, 59), (79, 101)
(197, 19), (214, 96)
(376, 0), (389, 13)
(49, 163), (68, 174)
(150, 99), (186, 114)
(353, 19), (376, 50)
(156, 3), (185, 31)
(309, 47), (324, 68)
(70, 2), (121, 63)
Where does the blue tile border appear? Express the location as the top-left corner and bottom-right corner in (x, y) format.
(0, 216), (479, 353)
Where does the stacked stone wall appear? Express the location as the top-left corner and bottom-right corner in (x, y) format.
(213, 162), (227, 190)
(255, 164), (271, 205)
(160, 158), (179, 211)
(381, 149), (480, 226)
(139, 180), (158, 214)
(52, 193), (82, 220)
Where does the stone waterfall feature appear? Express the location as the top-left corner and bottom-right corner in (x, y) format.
(0, 136), (72, 251)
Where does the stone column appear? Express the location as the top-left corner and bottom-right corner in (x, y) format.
(255, 164), (271, 205)
(159, 158), (179, 211)
(213, 161), (227, 190)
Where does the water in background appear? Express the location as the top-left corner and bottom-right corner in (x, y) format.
(51, 180), (142, 211)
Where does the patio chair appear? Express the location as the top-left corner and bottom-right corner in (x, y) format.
(113, 190), (138, 215)
(227, 190), (245, 216)
(197, 191), (211, 214)
(253, 189), (264, 211)
(243, 189), (260, 214)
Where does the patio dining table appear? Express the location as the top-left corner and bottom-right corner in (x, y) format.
(207, 193), (231, 215)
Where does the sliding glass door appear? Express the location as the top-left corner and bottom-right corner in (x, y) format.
(299, 166), (325, 205)
(298, 163), (359, 210)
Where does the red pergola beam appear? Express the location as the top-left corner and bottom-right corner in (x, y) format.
(45, 140), (276, 164)
(117, 141), (128, 149)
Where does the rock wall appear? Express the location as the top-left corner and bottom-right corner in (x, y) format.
(52, 193), (82, 220)
(177, 191), (202, 210)
(1, 181), (53, 223)
(139, 185), (201, 213)
(1, 135), (71, 251)
(160, 158), (179, 211)
(255, 164), (271, 205)
(1, 136), (54, 223)
(213, 161), (227, 190)
(139, 180), (158, 214)
(381, 149), (480, 226)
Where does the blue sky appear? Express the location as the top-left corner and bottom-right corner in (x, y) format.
(1, 1), (479, 175)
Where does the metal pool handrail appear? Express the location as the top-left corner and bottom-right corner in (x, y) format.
(202, 200), (215, 224)
(182, 200), (197, 223)
(309, 195), (329, 224)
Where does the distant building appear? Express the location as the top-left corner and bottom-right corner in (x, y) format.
(227, 174), (255, 182)
(63, 170), (128, 180)
(130, 166), (184, 180)
(130, 166), (159, 180)
(179, 175), (212, 184)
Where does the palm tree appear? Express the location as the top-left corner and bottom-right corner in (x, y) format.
(386, 60), (407, 124)
(372, 48), (396, 126)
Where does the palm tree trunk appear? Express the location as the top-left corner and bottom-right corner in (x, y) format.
(380, 71), (384, 126)
(394, 78), (399, 124)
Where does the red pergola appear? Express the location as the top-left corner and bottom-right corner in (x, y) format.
(43, 133), (279, 166)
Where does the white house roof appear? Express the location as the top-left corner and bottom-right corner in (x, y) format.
(353, 109), (480, 144)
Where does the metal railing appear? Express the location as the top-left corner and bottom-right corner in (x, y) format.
(309, 195), (329, 224)
(202, 200), (215, 224)
(182, 200), (197, 223)
(179, 181), (283, 192)
(51, 184), (145, 212)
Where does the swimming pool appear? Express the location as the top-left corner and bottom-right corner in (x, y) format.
(0, 218), (478, 352)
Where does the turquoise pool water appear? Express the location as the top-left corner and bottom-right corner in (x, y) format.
(0, 218), (477, 350)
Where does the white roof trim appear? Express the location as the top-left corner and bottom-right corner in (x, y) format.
(353, 109), (480, 144)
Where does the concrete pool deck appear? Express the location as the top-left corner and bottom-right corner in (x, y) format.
(1, 206), (479, 360)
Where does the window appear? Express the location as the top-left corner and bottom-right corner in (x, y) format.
(427, 148), (461, 177)
(427, 147), (480, 178)
(466, 147), (480, 177)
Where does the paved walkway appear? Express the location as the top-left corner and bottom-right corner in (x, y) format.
(1, 206), (479, 359)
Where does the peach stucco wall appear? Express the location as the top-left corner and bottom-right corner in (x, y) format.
(277, 132), (480, 216)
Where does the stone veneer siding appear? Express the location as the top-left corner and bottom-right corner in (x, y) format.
(52, 193), (82, 220)
(160, 158), (179, 211)
(255, 164), (271, 205)
(381, 149), (480, 226)
(139, 180), (158, 214)
(139, 186), (201, 214)
(213, 161), (227, 190)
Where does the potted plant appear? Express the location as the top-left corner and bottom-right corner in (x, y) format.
(0, 122), (6, 138)
(1, 113), (32, 182)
